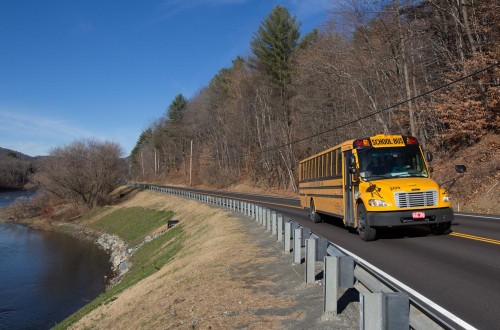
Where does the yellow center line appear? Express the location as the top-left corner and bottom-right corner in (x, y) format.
(450, 232), (500, 245)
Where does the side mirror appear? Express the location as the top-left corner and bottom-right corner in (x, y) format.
(426, 151), (433, 162)
(455, 165), (467, 174)
(360, 171), (372, 179)
(349, 155), (356, 167)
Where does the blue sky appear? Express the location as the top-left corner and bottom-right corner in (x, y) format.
(0, 0), (332, 157)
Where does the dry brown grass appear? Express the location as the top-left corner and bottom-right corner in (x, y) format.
(70, 190), (296, 330)
(432, 133), (500, 214)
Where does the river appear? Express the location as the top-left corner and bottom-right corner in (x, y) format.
(0, 191), (111, 329)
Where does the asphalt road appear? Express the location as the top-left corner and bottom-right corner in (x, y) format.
(152, 184), (500, 330)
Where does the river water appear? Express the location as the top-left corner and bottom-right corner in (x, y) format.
(0, 192), (111, 329)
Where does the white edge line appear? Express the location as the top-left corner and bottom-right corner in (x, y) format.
(455, 213), (500, 220)
(332, 243), (478, 330)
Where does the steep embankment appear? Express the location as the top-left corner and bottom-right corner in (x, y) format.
(58, 189), (344, 329)
(431, 133), (500, 214)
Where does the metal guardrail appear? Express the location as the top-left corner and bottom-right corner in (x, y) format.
(131, 182), (472, 330)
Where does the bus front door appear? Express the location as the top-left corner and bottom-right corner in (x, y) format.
(343, 150), (355, 227)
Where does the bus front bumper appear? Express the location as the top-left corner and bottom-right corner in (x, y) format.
(366, 207), (454, 227)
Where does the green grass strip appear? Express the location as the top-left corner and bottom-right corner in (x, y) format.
(90, 207), (174, 245)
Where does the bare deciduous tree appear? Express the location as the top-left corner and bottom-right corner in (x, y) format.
(34, 139), (124, 207)
(129, 1), (498, 192)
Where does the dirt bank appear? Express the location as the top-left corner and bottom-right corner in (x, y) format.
(69, 189), (358, 329)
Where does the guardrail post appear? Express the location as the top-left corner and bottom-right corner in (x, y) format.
(317, 237), (328, 261)
(284, 222), (292, 252)
(293, 228), (302, 264)
(360, 292), (409, 330)
(271, 212), (277, 237)
(261, 208), (266, 227)
(305, 238), (317, 283)
(266, 209), (271, 231)
(277, 214), (283, 242)
(323, 255), (355, 318)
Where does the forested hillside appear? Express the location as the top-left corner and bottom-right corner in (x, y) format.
(130, 1), (499, 200)
(0, 147), (36, 190)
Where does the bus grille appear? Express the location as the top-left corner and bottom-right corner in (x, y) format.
(394, 190), (438, 208)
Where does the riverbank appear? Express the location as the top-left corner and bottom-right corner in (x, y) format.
(60, 187), (359, 329)
(1, 186), (358, 329)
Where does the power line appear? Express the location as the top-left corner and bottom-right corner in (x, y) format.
(138, 62), (498, 164)
(239, 61), (499, 160)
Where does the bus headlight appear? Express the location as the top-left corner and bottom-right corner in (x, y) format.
(443, 196), (451, 203)
(369, 199), (388, 207)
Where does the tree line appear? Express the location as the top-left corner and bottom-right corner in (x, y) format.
(0, 151), (34, 190)
(134, 1), (498, 191)
(1, 140), (125, 215)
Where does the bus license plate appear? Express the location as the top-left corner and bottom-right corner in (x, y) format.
(413, 212), (425, 219)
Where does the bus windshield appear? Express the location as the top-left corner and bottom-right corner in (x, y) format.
(357, 145), (429, 181)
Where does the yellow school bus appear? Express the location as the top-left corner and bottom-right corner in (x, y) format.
(298, 134), (464, 241)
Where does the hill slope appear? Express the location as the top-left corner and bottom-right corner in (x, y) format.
(66, 189), (357, 329)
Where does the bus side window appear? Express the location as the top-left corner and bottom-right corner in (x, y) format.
(314, 158), (318, 179)
(324, 154), (328, 177)
(327, 152), (331, 177)
(329, 151), (333, 176)
(336, 149), (342, 176)
(332, 151), (336, 176)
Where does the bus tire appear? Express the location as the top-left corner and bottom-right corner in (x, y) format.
(431, 222), (451, 235)
(357, 204), (376, 241)
(310, 200), (322, 223)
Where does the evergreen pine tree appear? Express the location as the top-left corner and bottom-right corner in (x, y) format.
(250, 5), (300, 91)
(167, 94), (188, 123)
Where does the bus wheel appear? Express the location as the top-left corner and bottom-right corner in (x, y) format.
(310, 200), (322, 223)
(358, 204), (376, 241)
(431, 222), (451, 235)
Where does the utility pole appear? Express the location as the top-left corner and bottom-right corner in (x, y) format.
(189, 140), (193, 186)
(154, 148), (157, 175)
